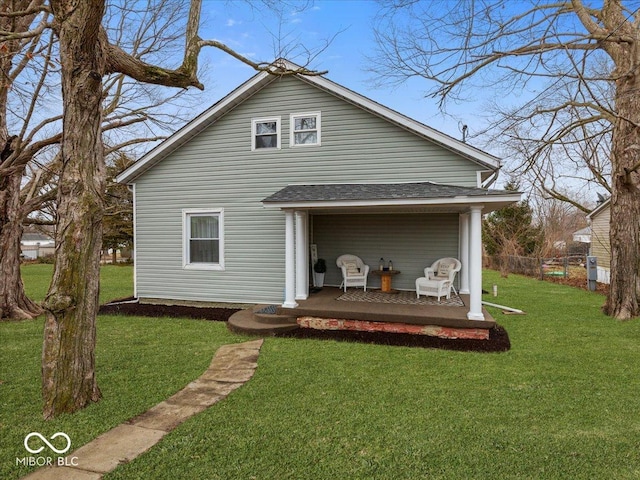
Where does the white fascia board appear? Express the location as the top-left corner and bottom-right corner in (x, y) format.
(115, 71), (274, 184)
(263, 194), (522, 210)
(297, 74), (501, 171)
(586, 198), (610, 220)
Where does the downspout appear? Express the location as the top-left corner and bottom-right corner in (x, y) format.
(481, 167), (501, 189)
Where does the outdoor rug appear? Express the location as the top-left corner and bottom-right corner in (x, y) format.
(336, 289), (465, 307)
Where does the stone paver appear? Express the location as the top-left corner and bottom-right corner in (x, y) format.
(22, 339), (263, 480)
(21, 467), (101, 480)
(67, 424), (168, 474)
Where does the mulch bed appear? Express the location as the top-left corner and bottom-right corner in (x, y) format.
(275, 324), (510, 352)
(99, 299), (510, 352)
(99, 299), (240, 321)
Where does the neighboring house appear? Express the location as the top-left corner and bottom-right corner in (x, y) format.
(116, 59), (520, 321)
(586, 199), (611, 284)
(20, 232), (55, 260)
(572, 226), (591, 244)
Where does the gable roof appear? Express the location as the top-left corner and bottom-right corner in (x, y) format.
(116, 60), (500, 184)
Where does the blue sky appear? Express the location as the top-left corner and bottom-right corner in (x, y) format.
(196, 0), (488, 148)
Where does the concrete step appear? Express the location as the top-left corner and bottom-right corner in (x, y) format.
(252, 304), (298, 325)
(227, 308), (299, 336)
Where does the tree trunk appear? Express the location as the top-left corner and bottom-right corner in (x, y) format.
(604, 62), (640, 320)
(0, 169), (43, 320)
(42, 0), (106, 419)
(0, 1), (43, 321)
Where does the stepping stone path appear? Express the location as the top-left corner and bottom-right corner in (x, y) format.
(22, 339), (264, 480)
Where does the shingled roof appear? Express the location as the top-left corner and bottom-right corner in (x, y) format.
(262, 182), (515, 204)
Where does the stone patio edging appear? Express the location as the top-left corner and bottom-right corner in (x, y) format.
(22, 339), (264, 480)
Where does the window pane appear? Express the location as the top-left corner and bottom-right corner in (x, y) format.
(295, 117), (316, 131)
(255, 134), (277, 148)
(190, 239), (219, 263)
(294, 132), (318, 145)
(190, 215), (218, 239)
(256, 122), (277, 134)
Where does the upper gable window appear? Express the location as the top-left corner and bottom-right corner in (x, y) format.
(290, 112), (321, 147)
(252, 117), (281, 150)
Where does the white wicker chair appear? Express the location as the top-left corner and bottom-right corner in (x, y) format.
(336, 254), (370, 292)
(416, 257), (461, 301)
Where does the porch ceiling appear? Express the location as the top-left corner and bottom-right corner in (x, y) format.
(262, 182), (521, 214)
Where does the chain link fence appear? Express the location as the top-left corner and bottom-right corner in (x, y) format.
(485, 255), (586, 280)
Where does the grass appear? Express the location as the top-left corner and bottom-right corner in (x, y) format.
(3, 267), (640, 479)
(20, 263), (134, 305)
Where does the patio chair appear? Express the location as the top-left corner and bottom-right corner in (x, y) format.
(415, 257), (461, 301)
(336, 254), (370, 292)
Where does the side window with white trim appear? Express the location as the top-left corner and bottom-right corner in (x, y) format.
(183, 209), (224, 270)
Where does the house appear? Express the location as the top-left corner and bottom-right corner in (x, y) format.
(20, 231), (55, 259)
(116, 59), (521, 323)
(572, 226), (591, 244)
(586, 199), (611, 284)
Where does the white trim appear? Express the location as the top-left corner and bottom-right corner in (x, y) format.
(182, 208), (225, 271)
(131, 184), (137, 298)
(459, 213), (470, 294)
(116, 59), (500, 184)
(467, 206), (484, 320)
(283, 210), (298, 308)
(295, 211), (309, 300)
(290, 111), (321, 147)
(251, 116), (281, 151)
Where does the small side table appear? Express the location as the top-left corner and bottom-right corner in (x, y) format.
(372, 269), (401, 293)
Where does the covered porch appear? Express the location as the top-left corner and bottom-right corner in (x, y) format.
(262, 182), (521, 324)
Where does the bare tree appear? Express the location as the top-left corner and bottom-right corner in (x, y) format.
(1, 1), (55, 319)
(373, 0), (640, 319)
(2, 0), (324, 419)
(0, 0), (201, 321)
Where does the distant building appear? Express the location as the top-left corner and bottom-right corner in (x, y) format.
(586, 199), (611, 284)
(21, 232), (55, 260)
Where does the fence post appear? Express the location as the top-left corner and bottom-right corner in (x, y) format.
(540, 259), (544, 280)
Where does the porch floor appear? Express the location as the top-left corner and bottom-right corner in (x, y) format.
(228, 287), (495, 339)
(282, 287), (495, 330)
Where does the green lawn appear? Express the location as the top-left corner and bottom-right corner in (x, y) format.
(3, 267), (640, 479)
(20, 263), (134, 305)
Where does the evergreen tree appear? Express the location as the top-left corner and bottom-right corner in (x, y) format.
(483, 182), (543, 257)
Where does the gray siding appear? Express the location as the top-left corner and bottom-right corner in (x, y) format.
(134, 76), (483, 304)
(313, 213), (460, 291)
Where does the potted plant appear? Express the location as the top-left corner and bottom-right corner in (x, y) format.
(313, 258), (327, 288)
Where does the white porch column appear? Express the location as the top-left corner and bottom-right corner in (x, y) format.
(295, 211), (308, 300)
(459, 213), (470, 294)
(283, 210), (298, 308)
(467, 205), (484, 320)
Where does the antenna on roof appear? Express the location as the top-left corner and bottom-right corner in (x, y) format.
(458, 122), (468, 143)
